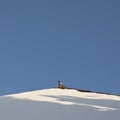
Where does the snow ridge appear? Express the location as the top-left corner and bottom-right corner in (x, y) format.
(1, 88), (120, 120)
(4, 88), (120, 111)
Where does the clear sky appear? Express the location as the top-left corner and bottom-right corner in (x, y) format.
(0, 0), (120, 95)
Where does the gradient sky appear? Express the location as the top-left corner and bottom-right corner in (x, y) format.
(0, 0), (120, 95)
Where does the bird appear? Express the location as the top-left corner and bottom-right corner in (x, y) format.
(58, 80), (66, 89)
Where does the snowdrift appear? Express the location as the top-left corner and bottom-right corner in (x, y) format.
(0, 88), (120, 120)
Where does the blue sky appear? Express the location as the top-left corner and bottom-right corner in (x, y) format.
(0, 0), (120, 95)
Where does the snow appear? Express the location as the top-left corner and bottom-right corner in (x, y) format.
(0, 88), (120, 120)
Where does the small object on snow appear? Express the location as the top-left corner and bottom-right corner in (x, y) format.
(58, 80), (66, 89)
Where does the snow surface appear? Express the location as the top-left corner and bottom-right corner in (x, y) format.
(0, 88), (120, 120)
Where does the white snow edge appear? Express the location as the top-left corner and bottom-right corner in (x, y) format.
(3, 88), (120, 111)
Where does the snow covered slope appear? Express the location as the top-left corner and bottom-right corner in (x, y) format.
(0, 88), (120, 120)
